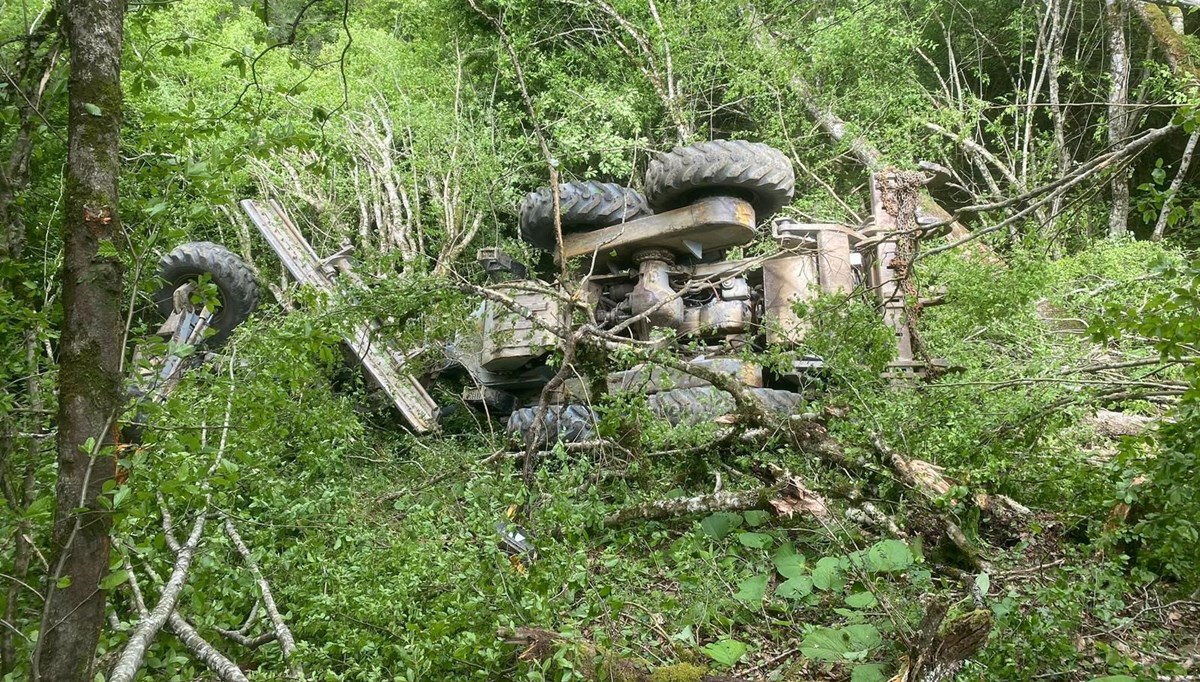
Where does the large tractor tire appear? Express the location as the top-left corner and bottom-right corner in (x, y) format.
(649, 386), (803, 426)
(644, 140), (795, 221)
(519, 181), (652, 251)
(507, 404), (598, 446)
(153, 241), (260, 346)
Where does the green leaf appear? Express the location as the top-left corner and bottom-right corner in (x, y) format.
(974, 572), (990, 597)
(83, 102), (102, 117)
(801, 624), (882, 662)
(701, 639), (747, 667)
(851, 663), (888, 682)
(865, 539), (913, 573)
(773, 545), (805, 578)
(1088, 677), (1138, 682)
(775, 576), (813, 600)
(699, 512), (742, 539)
(97, 239), (119, 259)
(736, 532), (773, 549)
(742, 510), (771, 527)
(100, 569), (130, 590)
(56, 576), (71, 589)
(812, 556), (844, 591)
(733, 574), (769, 603)
(845, 591), (878, 608)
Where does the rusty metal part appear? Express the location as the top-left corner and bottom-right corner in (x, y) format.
(762, 252), (819, 346)
(559, 196), (756, 270)
(480, 285), (562, 372)
(628, 248), (685, 331)
(697, 299), (750, 335)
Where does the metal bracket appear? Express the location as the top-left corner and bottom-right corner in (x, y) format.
(240, 199), (439, 433)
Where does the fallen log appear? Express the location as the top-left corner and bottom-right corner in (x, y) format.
(603, 487), (776, 527)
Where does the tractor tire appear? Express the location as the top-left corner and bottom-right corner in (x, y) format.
(649, 386), (803, 426)
(153, 241), (260, 346)
(519, 181), (651, 251)
(643, 140), (795, 221)
(507, 404), (598, 446)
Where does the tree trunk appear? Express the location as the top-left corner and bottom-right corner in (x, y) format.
(32, 0), (126, 678)
(1133, 2), (1200, 81)
(1106, 0), (1132, 238)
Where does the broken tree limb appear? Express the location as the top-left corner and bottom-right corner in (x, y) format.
(872, 437), (990, 571)
(167, 612), (250, 682)
(215, 628), (277, 649)
(604, 487), (776, 527)
(124, 556), (247, 682)
(1083, 408), (1157, 438)
(109, 508), (210, 682)
(222, 514), (302, 679)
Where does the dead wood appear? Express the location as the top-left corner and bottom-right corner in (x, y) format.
(603, 487), (777, 527)
(872, 437), (996, 571)
(1083, 409), (1157, 438)
(498, 627), (749, 682)
(897, 601), (992, 682)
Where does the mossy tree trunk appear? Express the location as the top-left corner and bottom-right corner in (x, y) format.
(32, 0), (126, 679)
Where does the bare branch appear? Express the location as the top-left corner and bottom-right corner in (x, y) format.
(221, 515), (302, 679)
(166, 612), (250, 682)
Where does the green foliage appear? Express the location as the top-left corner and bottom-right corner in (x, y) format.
(2, 0), (1199, 678)
(1091, 258), (1200, 583)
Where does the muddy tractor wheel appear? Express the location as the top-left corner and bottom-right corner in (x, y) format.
(649, 386), (803, 426)
(644, 140), (795, 221)
(153, 241), (261, 346)
(507, 404), (598, 446)
(519, 181), (652, 251)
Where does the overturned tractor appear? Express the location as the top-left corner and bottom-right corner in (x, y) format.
(137, 140), (944, 443)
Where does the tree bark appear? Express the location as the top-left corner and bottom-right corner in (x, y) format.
(1151, 127), (1200, 241)
(109, 512), (208, 682)
(32, 0), (126, 678)
(1134, 2), (1200, 81)
(1106, 0), (1132, 238)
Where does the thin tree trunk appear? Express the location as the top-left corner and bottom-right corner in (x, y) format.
(1047, 0), (1073, 229)
(1107, 0), (1132, 238)
(1151, 127), (1200, 240)
(743, 4), (977, 245)
(32, 0), (126, 678)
